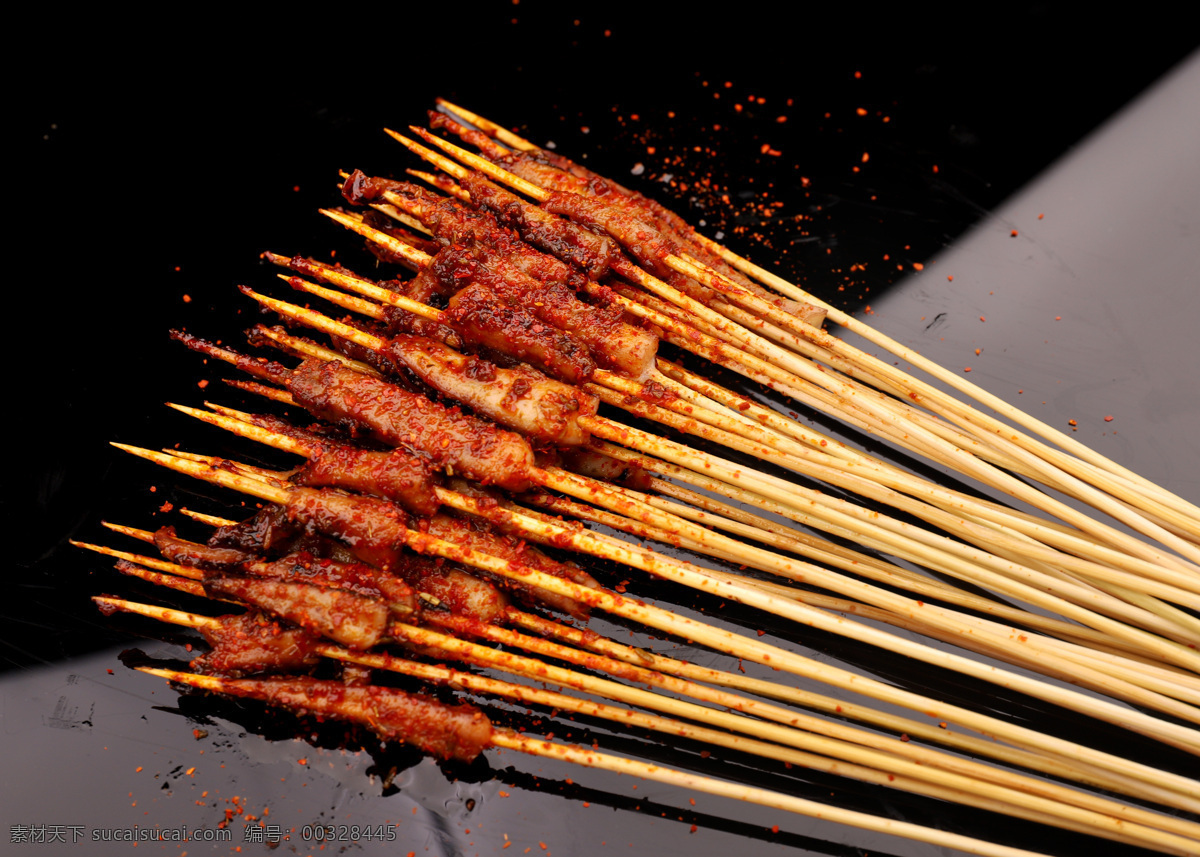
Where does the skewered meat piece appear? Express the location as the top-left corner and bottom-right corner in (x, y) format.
(156, 526), (254, 568)
(458, 172), (619, 279)
(200, 676), (493, 762)
(281, 486), (414, 571)
(250, 541), (510, 626)
(287, 358), (536, 492)
(204, 575), (389, 650)
(295, 443), (443, 516)
(559, 448), (653, 492)
(442, 280), (596, 385)
(192, 612), (322, 678)
(383, 335), (596, 447)
(541, 190), (679, 281)
(428, 116), (822, 323)
(243, 552), (420, 618)
(343, 172), (500, 250)
(451, 243), (656, 382)
(208, 504), (310, 555)
(426, 508), (598, 621)
(265, 489), (585, 621)
(342, 178), (662, 380)
(389, 552), (511, 626)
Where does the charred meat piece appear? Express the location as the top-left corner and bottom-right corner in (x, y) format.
(288, 359), (536, 492)
(427, 511), (597, 621)
(192, 612), (322, 677)
(206, 676), (493, 762)
(294, 443), (443, 517)
(155, 526), (254, 569)
(283, 487), (412, 571)
(383, 336), (596, 447)
(208, 504), (305, 555)
(443, 281), (596, 385)
(459, 242), (657, 382)
(243, 552), (420, 618)
(385, 551), (512, 626)
(460, 172), (618, 279)
(204, 575), (389, 650)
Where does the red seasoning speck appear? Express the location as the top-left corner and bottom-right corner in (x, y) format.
(1010, 230), (1019, 237)
(1104, 416), (1114, 422)
(964, 367), (972, 373)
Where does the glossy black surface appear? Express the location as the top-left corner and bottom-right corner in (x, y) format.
(11, 9), (1198, 857)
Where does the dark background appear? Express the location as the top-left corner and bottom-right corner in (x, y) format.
(9, 5), (1198, 856)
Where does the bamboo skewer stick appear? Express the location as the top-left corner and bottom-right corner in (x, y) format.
(597, 436), (1200, 662)
(570, 418), (1200, 670)
(89, 576), (1200, 852)
(588, 372), (1200, 610)
(91, 523), (1200, 816)
(641, 479), (1200, 675)
(432, 98), (1200, 533)
(520, 485), (1200, 708)
(205, 289), (1200, 729)
(114, 504), (1195, 812)
(225, 285), (1200, 675)
(688, 233), (1200, 519)
(109, 441), (1200, 794)
(653, 355), (1200, 631)
(92, 518), (1189, 813)
(125, 654), (1072, 857)
(149, 413), (1200, 716)
(343, 150), (1200, 619)
(404, 125), (1200, 570)
(281, 219), (1200, 636)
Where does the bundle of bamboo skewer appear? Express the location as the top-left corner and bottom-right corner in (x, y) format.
(76, 100), (1200, 857)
